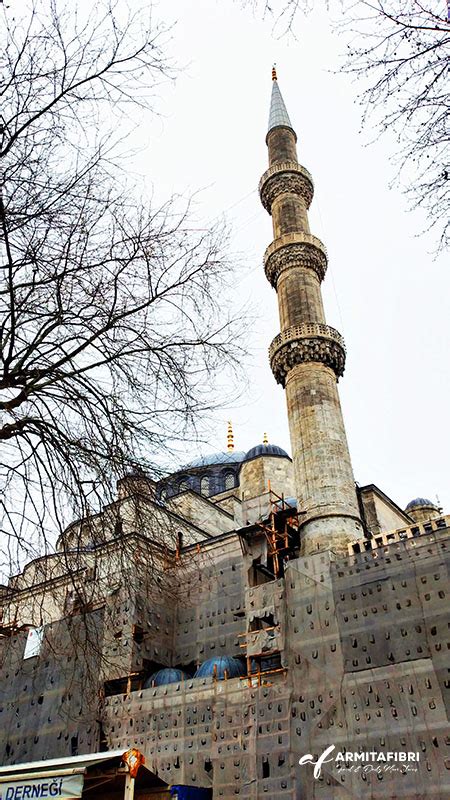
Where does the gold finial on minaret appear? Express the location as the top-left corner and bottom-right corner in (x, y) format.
(263, 432), (269, 444)
(227, 421), (234, 452)
(272, 64), (277, 81)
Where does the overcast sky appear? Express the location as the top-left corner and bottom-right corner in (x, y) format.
(128, 0), (449, 513)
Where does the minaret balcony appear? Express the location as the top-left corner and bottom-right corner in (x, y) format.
(264, 232), (328, 287)
(269, 323), (346, 386)
(259, 161), (314, 212)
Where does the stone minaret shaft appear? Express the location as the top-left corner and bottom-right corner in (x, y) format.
(259, 70), (362, 554)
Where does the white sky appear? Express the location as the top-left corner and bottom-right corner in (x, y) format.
(129, 1), (449, 513)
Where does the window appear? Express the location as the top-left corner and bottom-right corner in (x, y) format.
(249, 613), (275, 632)
(224, 472), (235, 491)
(262, 757), (270, 778)
(200, 476), (210, 496)
(178, 478), (190, 493)
(248, 557), (272, 587)
(132, 625), (144, 644)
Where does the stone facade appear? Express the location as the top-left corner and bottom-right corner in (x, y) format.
(359, 484), (414, 535)
(1, 493), (449, 798)
(239, 455), (295, 503)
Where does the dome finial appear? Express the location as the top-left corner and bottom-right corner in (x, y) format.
(263, 432), (269, 444)
(272, 64), (277, 81)
(227, 421), (234, 452)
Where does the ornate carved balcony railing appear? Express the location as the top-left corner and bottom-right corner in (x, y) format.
(269, 323), (346, 385)
(259, 161), (314, 212)
(264, 232), (328, 286)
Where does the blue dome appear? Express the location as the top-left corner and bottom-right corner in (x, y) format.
(195, 656), (245, 680)
(275, 496), (297, 509)
(406, 497), (437, 511)
(245, 443), (290, 461)
(144, 668), (188, 688)
(185, 451), (246, 468)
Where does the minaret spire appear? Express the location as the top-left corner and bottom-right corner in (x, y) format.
(268, 67), (293, 134)
(259, 70), (363, 554)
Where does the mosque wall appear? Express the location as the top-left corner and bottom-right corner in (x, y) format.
(359, 485), (413, 535)
(0, 612), (103, 764)
(239, 455), (295, 503)
(287, 529), (450, 798)
(172, 537), (246, 667)
(167, 492), (236, 537)
(210, 490), (242, 524)
(102, 674), (295, 798)
(98, 523), (449, 799)
(56, 493), (210, 555)
(1, 491), (449, 799)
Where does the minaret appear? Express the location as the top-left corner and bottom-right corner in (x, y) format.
(259, 68), (363, 554)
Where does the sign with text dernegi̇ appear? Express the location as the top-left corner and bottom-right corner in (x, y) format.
(0, 774), (84, 799)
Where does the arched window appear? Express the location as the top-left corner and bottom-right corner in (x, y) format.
(178, 477), (190, 493)
(159, 488), (168, 503)
(200, 476), (210, 497)
(224, 472), (235, 491)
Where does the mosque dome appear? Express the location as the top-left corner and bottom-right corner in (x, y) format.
(275, 496), (297, 509)
(194, 656), (246, 680)
(245, 443), (290, 461)
(405, 497), (437, 511)
(405, 497), (441, 524)
(124, 465), (148, 478)
(143, 668), (189, 688)
(185, 451), (246, 469)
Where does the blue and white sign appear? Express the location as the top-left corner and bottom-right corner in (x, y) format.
(0, 774), (83, 799)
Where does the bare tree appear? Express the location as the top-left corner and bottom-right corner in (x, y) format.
(241, 0), (311, 33)
(341, 1), (449, 250)
(241, 0), (449, 249)
(0, 1), (243, 572)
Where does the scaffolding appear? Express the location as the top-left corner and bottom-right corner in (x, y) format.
(235, 486), (300, 687)
(253, 485), (302, 580)
(238, 626), (287, 687)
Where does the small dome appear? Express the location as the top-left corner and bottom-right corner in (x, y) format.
(185, 451), (246, 468)
(406, 497), (438, 511)
(275, 496), (297, 509)
(195, 656), (245, 680)
(124, 465), (148, 478)
(143, 668), (188, 688)
(245, 443), (290, 461)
